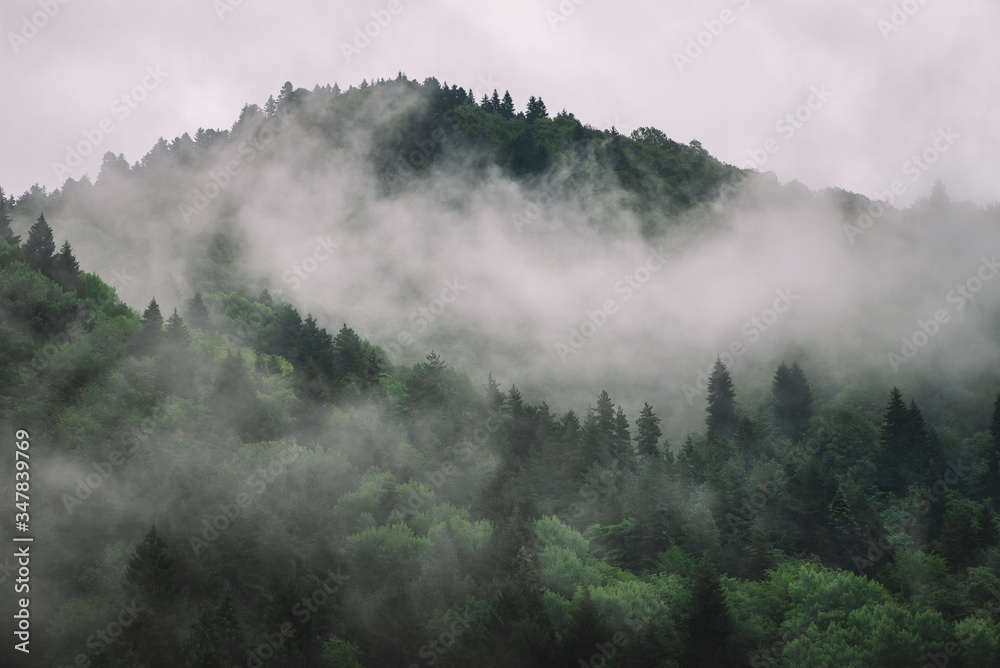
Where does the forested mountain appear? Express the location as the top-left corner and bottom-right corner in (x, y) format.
(2, 75), (1000, 667)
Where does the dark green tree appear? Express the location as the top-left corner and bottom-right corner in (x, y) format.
(124, 525), (178, 612)
(52, 241), (80, 293)
(163, 309), (189, 346)
(184, 583), (249, 668)
(187, 292), (208, 329)
(682, 560), (735, 667)
(136, 298), (163, 356)
(706, 359), (738, 442)
(24, 213), (56, 276)
(635, 402), (663, 459)
(878, 387), (913, 494)
(0, 186), (19, 244)
(526, 96), (548, 122)
(499, 91), (516, 119)
(772, 361), (814, 442)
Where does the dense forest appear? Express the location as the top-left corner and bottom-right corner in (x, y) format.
(2, 75), (1000, 667)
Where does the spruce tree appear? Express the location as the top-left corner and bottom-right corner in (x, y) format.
(683, 560), (735, 667)
(137, 298), (164, 355)
(186, 292), (210, 330)
(124, 525), (178, 611)
(163, 309), (189, 346)
(878, 387), (910, 494)
(706, 358), (738, 442)
(52, 240), (80, 292)
(24, 213), (56, 276)
(0, 186), (19, 245)
(499, 91), (516, 119)
(772, 361), (814, 442)
(635, 402), (662, 458)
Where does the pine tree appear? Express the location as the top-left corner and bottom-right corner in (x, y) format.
(185, 583), (249, 668)
(734, 415), (759, 466)
(124, 525), (178, 611)
(0, 186), (19, 245)
(499, 91), (516, 119)
(163, 309), (189, 346)
(52, 240), (80, 292)
(490, 89), (501, 114)
(683, 560), (735, 667)
(23, 213), (56, 276)
(186, 292), (210, 330)
(526, 96), (548, 121)
(826, 486), (862, 559)
(332, 324), (364, 378)
(614, 405), (633, 466)
(706, 359), (738, 442)
(137, 298), (164, 355)
(635, 402), (662, 458)
(878, 387), (910, 494)
(772, 361), (813, 442)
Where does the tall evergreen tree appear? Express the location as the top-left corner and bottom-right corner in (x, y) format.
(186, 292), (210, 330)
(136, 298), (164, 355)
(0, 186), (19, 245)
(163, 309), (189, 346)
(635, 402), (663, 459)
(52, 240), (80, 292)
(185, 583), (249, 668)
(124, 525), (178, 611)
(772, 361), (814, 442)
(23, 213), (56, 276)
(682, 560), (736, 667)
(878, 387), (910, 494)
(706, 359), (738, 442)
(526, 96), (549, 121)
(499, 91), (516, 119)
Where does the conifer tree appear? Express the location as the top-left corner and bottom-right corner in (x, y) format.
(186, 292), (210, 330)
(683, 560), (735, 667)
(499, 91), (516, 119)
(137, 298), (164, 355)
(0, 186), (19, 245)
(706, 359), (738, 442)
(635, 402), (663, 458)
(124, 525), (178, 611)
(52, 240), (80, 292)
(24, 213), (55, 276)
(163, 309), (189, 346)
(878, 387), (910, 494)
(772, 361), (814, 442)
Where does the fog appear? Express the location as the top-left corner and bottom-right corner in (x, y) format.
(8, 79), (999, 446)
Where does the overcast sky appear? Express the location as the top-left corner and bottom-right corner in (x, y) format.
(1, 0), (997, 205)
